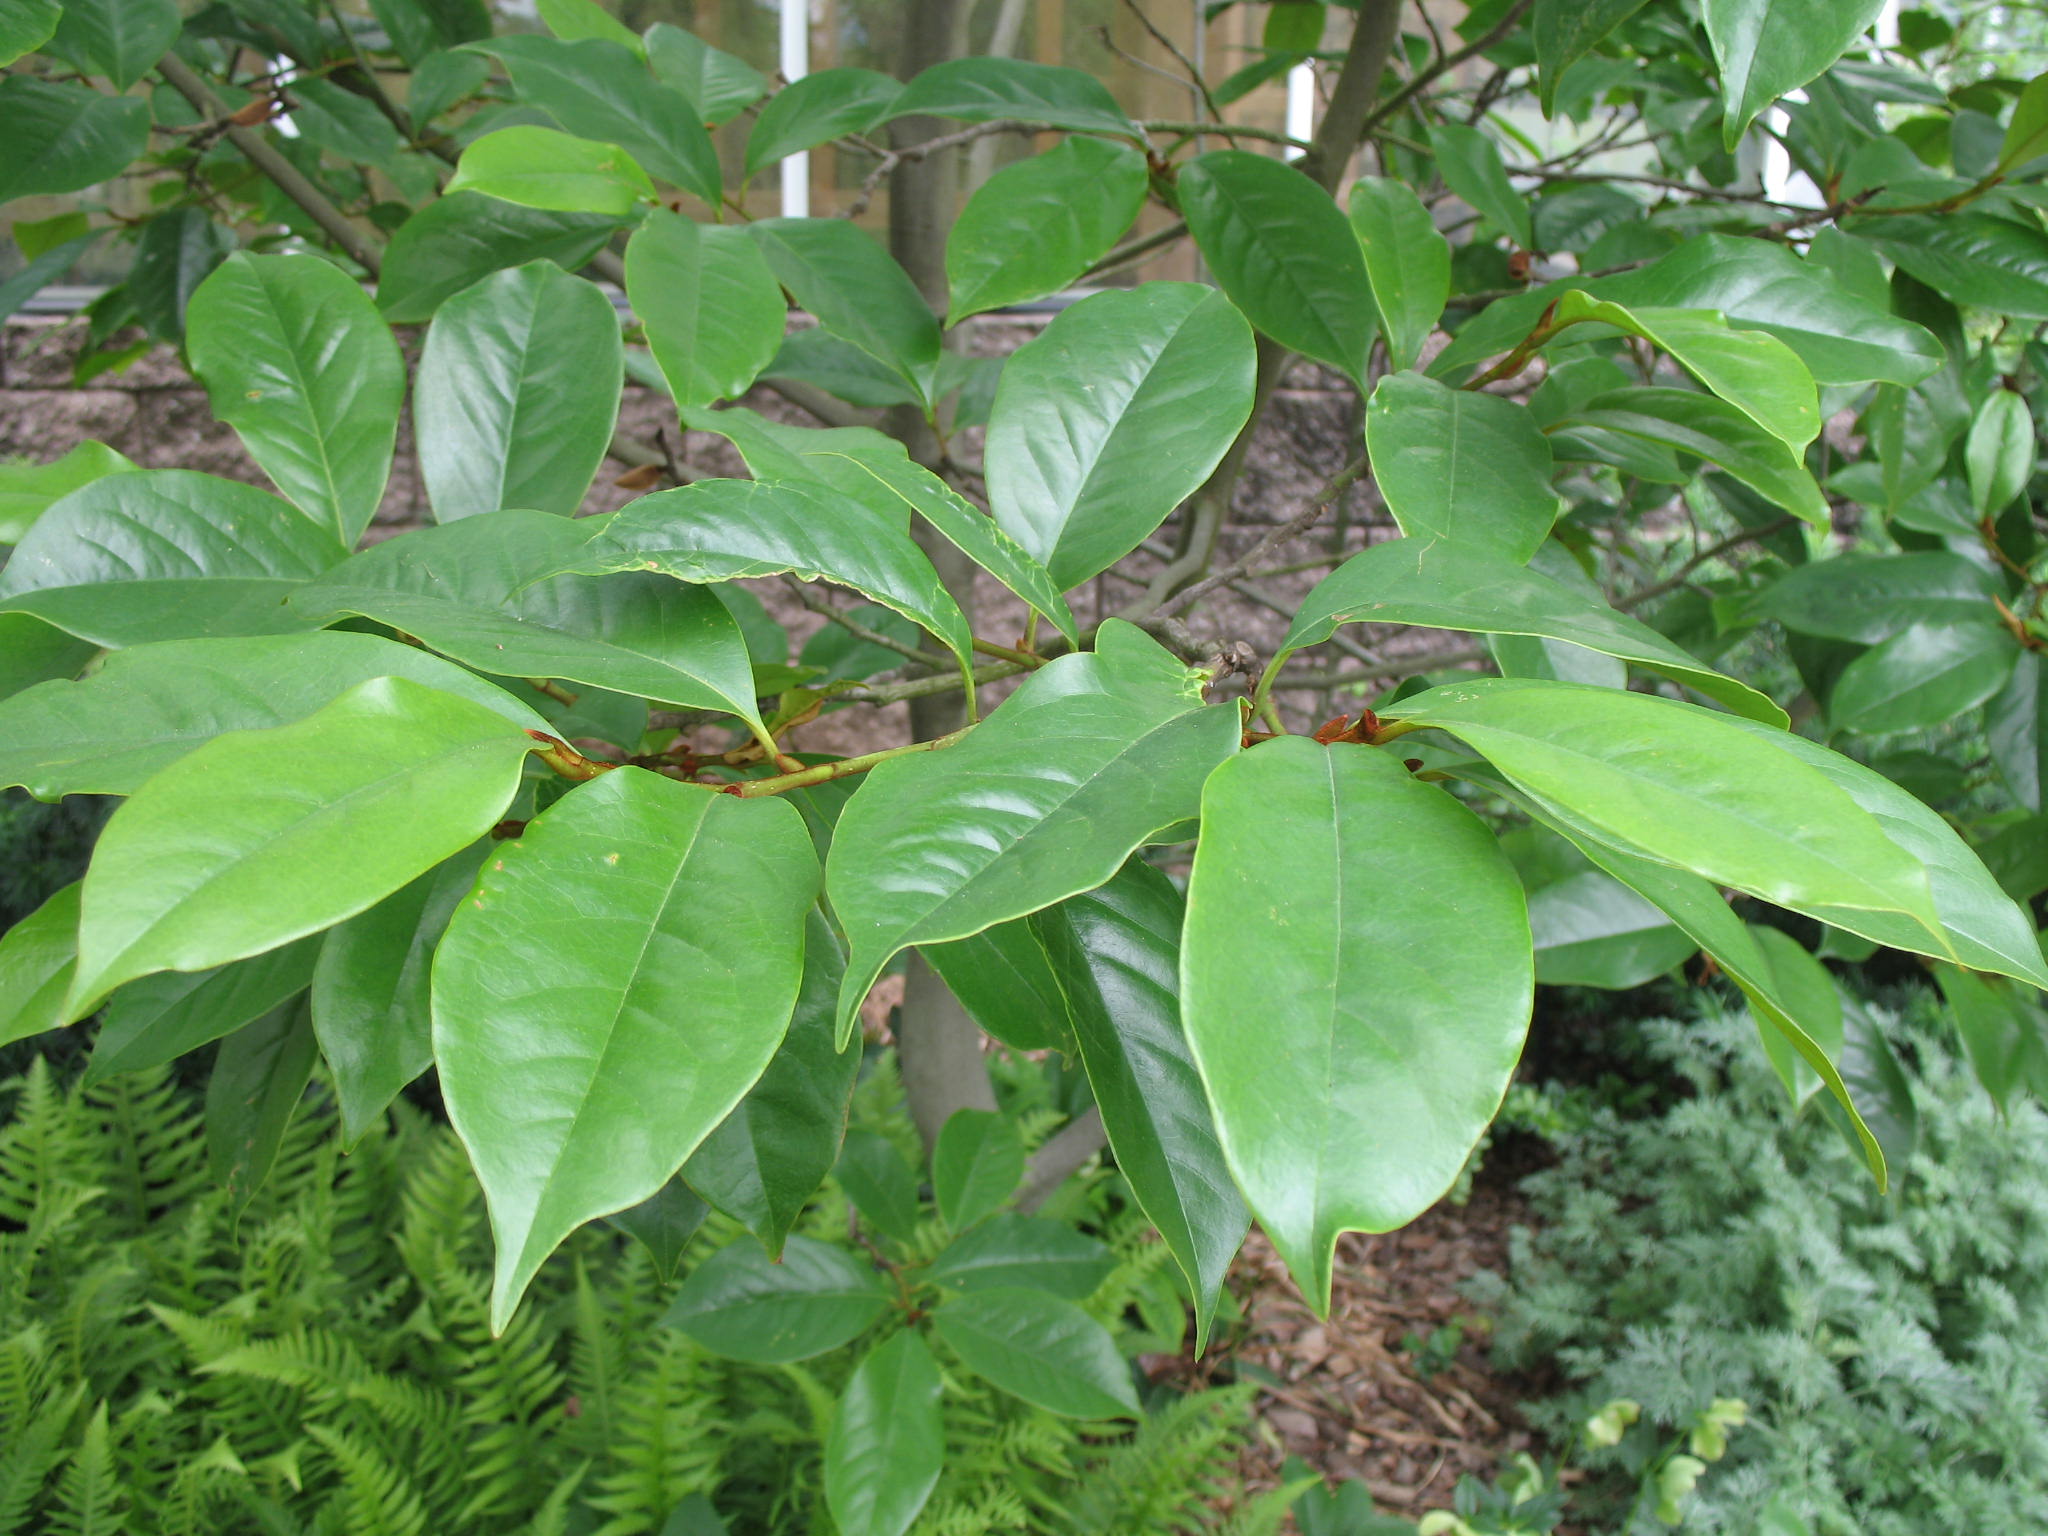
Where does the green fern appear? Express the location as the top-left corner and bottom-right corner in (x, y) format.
(44, 1401), (125, 1536)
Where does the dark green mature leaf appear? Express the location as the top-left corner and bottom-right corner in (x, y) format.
(85, 937), (320, 1085)
(923, 920), (1076, 1053)
(1365, 373), (1556, 562)
(1751, 552), (1995, 644)
(475, 35), (721, 206)
(945, 138), (1148, 322)
(666, 1234), (890, 1362)
(446, 125), (656, 215)
(0, 632), (544, 801)
(1855, 214), (2048, 319)
(828, 622), (1239, 1043)
(607, 1179), (709, 1281)
(744, 68), (903, 182)
(1178, 150), (1376, 382)
(984, 284), (1255, 590)
(415, 261), (622, 520)
(437, 769), (818, 1330)
(408, 49), (491, 126)
(186, 253), (404, 545)
(684, 912), (856, 1258)
(627, 210), (785, 409)
(1428, 122), (1533, 249)
(924, 1214), (1116, 1298)
(0, 440), (136, 546)
(377, 194), (623, 323)
(128, 209), (233, 341)
(1038, 859), (1246, 1348)
(1989, 651), (2047, 812)
(930, 1289), (1140, 1419)
(566, 477), (974, 671)
(825, 1331), (945, 1536)
(748, 219), (940, 404)
(369, 0), (490, 61)
(1348, 177), (1449, 373)
(0, 76), (148, 204)
(0, 470), (344, 646)
(292, 510), (770, 734)
(645, 22), (768, 124)
(835, 1129), (921, 1244)
(1966, 389), (2034, 516)
(46, 0), (177, 88)
(1527, 871), (1695, 989)
(1828, 617), (2020, 736)
(1748, 924), (1842, 1106)
(0, 882), (80, 1050)
(2001, 71), (2048, 172)
(1534, 0), (1650, 114)
(1937, 964), (2048, 1110)
(310, 844), (488, 1146)
(932, 1109), (1024, 1231)
(67, 677), (533, 1016)
(1280, 536), (1784, 724)
(207, 1000), (318, 1216)
(1827, 995), (1917, 1178)
(0, 0), (60, 67)
(1706, 0), (1887, 148)
(1562, 388), (1829, 526)
(884, 56), (1141, 141)
(1182, 739), (1531, 1312)
(0, 615), (97, 704)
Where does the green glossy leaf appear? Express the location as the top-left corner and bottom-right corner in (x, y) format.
(0, 470), (344, 646)
(0, 76), (149, 203)
(536, 0), (641, 52)
(186, 253), (404, 545)
(291, 511), (768, 734)
(1428, 122), (1532, 249)
(2002, 71), (2048, 173)
(683, 912), (856, 1258)
(127, 208), (232, 341)
(1280, 535), (1784, 724)
(475, 35), (720, 206)
(627, 210), (785, 409)
(1561, 387), (1829, 526)
(748, 219), (940, 403)
(1829, 617), (2020, 736)
(744, 68), (904, 182)
(884, 57), (1141, 141)
(1828, 995), (1917, 1180)
(1178, 150), (1376, 381)
(408, 49), (491, 126)
(824, 1331), (944, 1536)
(310, 844), (488, 1146)
(0, 632), (544, 801)
(932, 1288), (1139, 1419)
(437, 768), (818, 1329)
(1534, 0), (1650, 114)
(607, 1178), (709, 1282)
(447, 125), (655, 215)
(368, 0), (490, 61)
(0, 0), (60, 67)
(415, 260), (623, 520)
(945, 137), (1147, 323)
(290, 78), (405, 168)
(44, 0), (176, 88)
(1937, 964), (2048, 1109)
(835, 1128), (922, 1244)
(932, 1109), (1024, 1231)
(1038, 859), (1246, 1348)
(567, 477), (973, 673)
(1528, 871), (1696, 989)
(1989, 651), (2047, 812)
(0, 882), (80, 1050)
(377, 193), (623, 323)
(924, 1214), (1116, 1298)
(1706, 0), (1887, 149)
(0, 615), (96, 704)
(1855, 214), (2048, 319)
(86, 937), (320, 1086)
(0, 440), (137, 545)
(206, 999), (318, 1217)
(645, 23), (768, 125)
(1751, 552), (1995, 644)
(1747, 924), (1841, 1106)
(66, 676), (533, 1015)
(1365, 373), (1557, 562)
(828, 621), (1239, 1043)
(665, 1233), (890, 1362)
(1966, 389), (2034, 516)
(922, 920), (1076, 1053)
(984, 284), (1255, 590)
(1182, 738), (1531, 1311)
(1348, 177), (1449, 373)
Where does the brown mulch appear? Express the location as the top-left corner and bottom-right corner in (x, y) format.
(1202, 1171), (1542, 1522)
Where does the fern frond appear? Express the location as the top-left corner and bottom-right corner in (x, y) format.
(304, 1423), (429, 1536)
(44, 1400), (126, 1536)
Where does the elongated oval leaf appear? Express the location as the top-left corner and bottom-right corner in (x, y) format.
(627, 210), (786, 409)
(446, 125), (656, 215)
(1561, 387), (1829, 526)
(207, 1000), (318, 1217)
(67, 677), (534, 1015)
(415, 260), (622, 520)
(186, 252), (405, 545)
(1706, 0), (1886, 149)
(0, 470), (345, 646)
(645, 22), (766, 124)
(1365, 373), (1556, 562)
(1348, 177), (1449, 373)
(1178, 150), (1376, 382)
(1828, 617), (2020, 737)
(0, 0), (61, 69)
(665, 1233), (890, 1362)
(85, 937), (321, 1085)
(922, 918), (1075, 1053)
(1751, 551), (1995, 644)
(0, 440), (138, 546)
(0, 77), (149, 204)
(945, 137), (1148, 323)
(930, 1288), (1140, 1419)
(984, 284), (1255, 591)
(1428, 122), (1533, 249)
(1966, 389), (2033, 516)
(436, 768), (819, 1329)
(1528, 870), (1696, 989)
(825, 1331), (945, 1536)
(932, 1109), (1024, 1231)
(1989, 651), (2047, 813)
(0, 614), (97, 704)
(883, 57), (1142, 141)
(1534, 0), (1651, 114)
(924, 1214), (1116, 1298)
(1854, 214), (2048, 319)
(1280, 535), (1784, 723)
(827, 622), (1239, 1043)
(377, 193), (624, 324)
(0, 882), (80, 1050)
(46, 0), (177, 90)
(747, 219), (940, 404)
(1182, 738), (1532, 1311)
(744, 68), (903, 182)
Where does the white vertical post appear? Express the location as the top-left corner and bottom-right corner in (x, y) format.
(780, 0), (811, 216)
(1285, 60), (1314, 159)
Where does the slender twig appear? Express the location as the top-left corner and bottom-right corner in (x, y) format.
(1141, 120), (1313, 150)
(1076, 218), (1187, 280)
(782, 577), (954, 668)
(1120, 0), (1226, 125)
(1356, 0), (1533, 141)
(841, 120), (1041, 219)
(1154, 452), (1370, 618)
(722, 728), (972, 797)
(1612, 516), (1800, 610)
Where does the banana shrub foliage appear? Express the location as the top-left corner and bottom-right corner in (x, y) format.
(6, 0), (2048, 1526)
